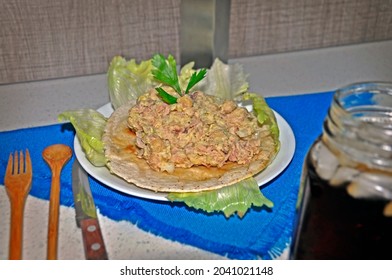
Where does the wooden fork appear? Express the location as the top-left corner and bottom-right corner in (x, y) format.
(4, 149), (33, 260)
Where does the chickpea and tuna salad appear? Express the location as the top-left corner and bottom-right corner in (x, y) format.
(127, 88), (272, 173)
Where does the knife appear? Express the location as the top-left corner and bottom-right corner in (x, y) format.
(72, 160), (108, 260)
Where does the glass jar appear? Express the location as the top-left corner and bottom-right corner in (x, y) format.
(291, 82), (392, 260)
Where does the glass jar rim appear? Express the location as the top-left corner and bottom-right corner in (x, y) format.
(334, 82), (392, 111)
(324, 81), (392, 171)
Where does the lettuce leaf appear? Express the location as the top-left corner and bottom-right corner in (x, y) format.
(244, 92), (280, 151)
(168, 177), (273, 218)
(107, 56), (156, 109)
(58, 109), (107, 166)
(195, 58), (249, 100)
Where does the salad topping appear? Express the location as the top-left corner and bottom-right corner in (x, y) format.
(128, 88), (271, 173)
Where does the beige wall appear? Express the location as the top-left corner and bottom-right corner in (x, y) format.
(1, 0), (391, 84)
(230, 0), (392, 56)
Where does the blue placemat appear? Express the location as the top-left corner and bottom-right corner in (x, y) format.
(0, 91), (334, 259)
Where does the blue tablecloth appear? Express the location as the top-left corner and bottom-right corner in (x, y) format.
(0, 91), (334, 259)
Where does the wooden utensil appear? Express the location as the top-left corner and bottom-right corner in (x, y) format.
(4, 150), (32, 260)
(42, 144), (72, 260)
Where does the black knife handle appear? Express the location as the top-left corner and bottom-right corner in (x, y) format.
(80, 218), (108, 260)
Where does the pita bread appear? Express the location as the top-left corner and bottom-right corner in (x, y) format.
(102, 101), (278, 193)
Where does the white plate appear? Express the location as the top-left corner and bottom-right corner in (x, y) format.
(74, 103), (296, 201)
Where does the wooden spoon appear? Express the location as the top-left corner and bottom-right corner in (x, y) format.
(42, 144), (72, 260)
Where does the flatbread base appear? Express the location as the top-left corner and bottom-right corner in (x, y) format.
(103, 101), (277, 193)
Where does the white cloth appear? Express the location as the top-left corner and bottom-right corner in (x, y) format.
(0, 187), (225, 260)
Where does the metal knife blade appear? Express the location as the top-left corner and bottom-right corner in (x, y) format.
(72, 160), (108, 260)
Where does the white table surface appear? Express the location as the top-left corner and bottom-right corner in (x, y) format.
(1, 40), (392, 259)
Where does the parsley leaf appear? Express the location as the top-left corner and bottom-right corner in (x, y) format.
(185, 68), (207, 94)
(155, 87), (178, 104)
(152, 54), (182, 94)
(151, 53), (207, 104)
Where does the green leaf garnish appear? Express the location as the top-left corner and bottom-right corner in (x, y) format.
(155, 87), (178, 104)
(152, 54), (182, 94)
(107, 56), (155, 110)
(152, 54), (207, 103)
(58, 109), (107, 166)
(185, 68), (207, 94)
(168, 177), (273, 218)
(244, 92), (280, 151)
